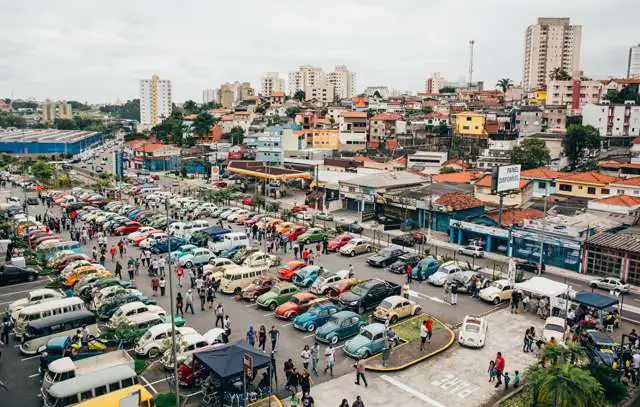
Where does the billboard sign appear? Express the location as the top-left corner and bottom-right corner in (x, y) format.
(113, 151), (124, 180)
(491, 165), (521, 194)
(211, 166), (220, 182)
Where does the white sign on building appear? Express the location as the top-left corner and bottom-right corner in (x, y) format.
(492, 165), (521, 193)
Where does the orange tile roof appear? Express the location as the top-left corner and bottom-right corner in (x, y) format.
(340, 111), (368, 119)
(521, 168), (563, 179)
(271, 91), (285, 97)
(593, 195), (640, 207)
(125, 140), (146, 148)
(221, 115), (234, 121)
(442, 159), (467, 168)
(486, 208), (545, 226)
(557, 171), (618, 185)
(372, 113), (402, 121)
(136, 143), (166, 152)
(599, 160), (640, 170)
(475, 174), (530, 189)
(432, 171), (482, 184)
(611, 177), (640, 186)
(435, 192), (484, 211)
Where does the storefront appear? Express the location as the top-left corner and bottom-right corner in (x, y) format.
(449, 220), (511, 254)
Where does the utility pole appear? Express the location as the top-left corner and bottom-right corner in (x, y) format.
(468, 40), (475, 89)
(164, 198), (180, 406)
(537, 194), (548, 275)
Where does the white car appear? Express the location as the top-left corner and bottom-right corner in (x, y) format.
(9, 289), (64, 319)
(179, 248), (216, 268)
(458, 315), (488, 348)
(457, 245), (485, 258)
(134, 324), (197, 358)
(107, 301), (166, 328)
(428, 261), (464, 286)
(161, 332), (211, 370)
(227, 209), (249, 222)
(208, 257), (236, 268)
(203, 328), (227, 344)
(309, 269), (352, 295)
(542, 316), (567, 342)
(589, 277), (630, 294)
(479, 279), (513, 305)
(243, 251), (278, 268)
(139, 233), (167, 249)
(295, 212), (313, 221)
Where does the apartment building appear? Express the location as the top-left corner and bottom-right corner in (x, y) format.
(512, 106), (543, 136)
(522, 17), (582, 90)
(41, 101), (72, 123)
(307, 86), (335, 104)
(260, 72), (286, 97)
(202, 89), (216, 104)
(582, 102), (640, 145)
(555, 172), (617, 199)
(288, 65), (325, 97)
(326, 65), (357, 99)
(425, 72), (445, 94)
(369, 113), (401, 142)
(628, 44), (640, 78)
(139, 75), (172, 128)
(543, 105), (567, 131)
(338, 111), (368, 152)
(216, 82), (254, 108)
(455, 112), (485, 137)
(545, 79), (603, 109)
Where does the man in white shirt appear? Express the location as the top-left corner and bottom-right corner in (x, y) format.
(323, 344), (335, 376)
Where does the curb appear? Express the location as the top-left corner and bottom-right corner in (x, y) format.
(248, 395), (283, 407)
(364, 315), (456, 372)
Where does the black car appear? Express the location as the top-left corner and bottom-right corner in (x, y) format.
(390, 234), (416, 248)
(338, 279), (402, 314)
(581, 329), (616, 365)
(388, 253), (422, 274)
(516, 260), (545, 274)
(26, 197), (39, 205)
(366, 247), (406, 267)
(0, 264), (38, 285)
(337, 222), (364, 234)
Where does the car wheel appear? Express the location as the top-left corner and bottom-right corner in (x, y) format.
(590, 283), (598, 288)
(307, 324), (315, 332)
(350, 251), (355, 257)
(492, 297), (500, 305)
(330, 335), (339, 344)
(148, 348), (161, 358)
(288, 313), (297, 321)
(413, 306), (422, 315)
(269, 302), (277, 311)
(390, 315), (398, 324)
(194, 377), (203, 388)
(27, 274), (35, 282)
(358, 304), (365, 314)
(367, 246), (372, 252)
(185, 261), (193, 268)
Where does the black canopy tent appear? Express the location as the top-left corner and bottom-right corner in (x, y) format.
(573, 291), (618, 310)
(194, 342), (272, 406)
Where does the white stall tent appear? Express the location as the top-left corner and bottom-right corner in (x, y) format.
(515, 276), (569, 298)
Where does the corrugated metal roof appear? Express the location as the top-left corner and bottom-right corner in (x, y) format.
(588, 230), (640, 253)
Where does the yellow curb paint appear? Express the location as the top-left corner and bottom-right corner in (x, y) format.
(364, 315), (456, 372)
(248, 395), (283, 407)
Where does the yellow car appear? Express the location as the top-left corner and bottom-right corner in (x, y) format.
(276, 222), (296, 235)
(373, 295), (422, 324)
(64, 265), (110, 287)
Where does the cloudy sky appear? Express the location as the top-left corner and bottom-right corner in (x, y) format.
(1, 0), (637, 104)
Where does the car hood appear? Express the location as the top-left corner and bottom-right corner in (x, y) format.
(275, 303), (298, 314)
(429, 272), (448, 281)
(340, 291), (361, 303)
(315, 321), (339, 337)
(243, 284), (261, 294)
(389, 261), (405, 270)
(345, 335), (369, 353)
(257, 292), (277, 302)
(328, 241), (343, 248)
(367, 255), (386, 262)
(480, 287), (500, 296)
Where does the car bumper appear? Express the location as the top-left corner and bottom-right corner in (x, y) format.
(367, 261), (383, 267)
(293, 322), (308, 331)
(344, 348), (365, 359)
(314, 335), (332, 344)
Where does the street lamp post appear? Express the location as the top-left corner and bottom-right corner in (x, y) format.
(164, 198), (180, 406)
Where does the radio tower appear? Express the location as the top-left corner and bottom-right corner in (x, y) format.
(468, 40), (475, 89)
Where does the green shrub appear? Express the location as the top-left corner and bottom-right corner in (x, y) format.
(587, 363), (628, 404)
(134, 358), (148, 374)
(156, 392), (177, 407)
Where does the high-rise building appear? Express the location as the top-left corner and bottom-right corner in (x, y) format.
(41, 101), (72, 123)
(216, 82), (254, 108)
(628, 44), (640, 78)
(260, 72), (285, 97)
(58, 102), (72, 119)
(140, 75), (172, 127)
(425, 72), (445, 93)
(522, 18), (582, 90)
(326, 65), (357, 99)
(202, 88), (216, 104)
(288, 65), (325, 97)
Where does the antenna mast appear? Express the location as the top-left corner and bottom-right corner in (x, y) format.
(468, 40), (475, 88)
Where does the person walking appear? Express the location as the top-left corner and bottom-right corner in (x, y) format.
(300, 370), (311, 397)
(215, 304), (224, 328)
(522, 328), (531, 353)
(406, 263), (413, 284)
(127, 263), (134, 281)
(339, 400), (350, 407)
(1, 316), (11, 345)
(184, 289), (195, 314)
(300, 345), (311, 370)
(269, 325), (280, 351)
(270, 351), (278, 389)
(494, 352), (505, 388)
(354, 357), (368, 387)
(110, 245), (117, 262)
(420, 319), (428, 352)
(426, 316), (433, 343)
(247, 326), (256, 347)
(223, 315), (231, 342)
(207, 285), (215, 308)
(310, 342), (320, 376)
(176, 293), (184, 316)
(348, 264), (354, 278)
(159, 277), (166, 296)
(151, 276), (160, 297)
(324, 343), (335, 376)
(401, 283), (410, 300)
(352, 396), (365, 407)
(114, 261), (122, 279)
(176, 267), (184, 287)
(284, 359), (294, 391)
(99, 253), (106, 267)
(199, 289), (206, 311)
(158, 258), (166, 278)
(258, 325), (267, 351)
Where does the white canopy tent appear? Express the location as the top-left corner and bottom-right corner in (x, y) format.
(515, 276), (569, 298)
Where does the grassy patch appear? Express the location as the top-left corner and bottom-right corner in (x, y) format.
(134, 358), (149, 374)
(392, 315), (442, 343)
(155, 392), (177, 407)
(499, 386), (532, 407)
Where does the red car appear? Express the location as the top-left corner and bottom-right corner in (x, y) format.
(278, 260), (308, 281)
(327, 234), (353, 251)
(291, 206), (307, 213)
(113, 221), (142, 236)
(274, 292), (318, 320)
(286, 225), (307, 241)
(245, 215), (265, 226)
(242, 198), (254, 206)
(214, 181), (227, 188)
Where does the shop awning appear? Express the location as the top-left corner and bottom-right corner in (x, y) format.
(227, 161), (312, 180)
(515, 276), (569, 298)
(194, 342), (271, 379)
(573, 291), (618, 310)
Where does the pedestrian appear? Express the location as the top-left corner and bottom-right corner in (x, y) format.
(354, 357), (368, 387)
(503, 372), (511, 390)
(510, 290), (520, 314)
(91, 246), (98, 260)
(339, 400), (349, 407)
(401, 283), (410, 300)
(322, 237), (329, 255)
(223, 315), (231, 342)
(310, 342), (320, 376)
(110, 245), (117, 261)
(420, 319), (428, 352)
(176, 267), (184, 287)
(284, 358), (294, 391)
(195, 275), (204, 294)
(247, 326), (256, 347)
(513, 370), (520, 388)
(525, 327), (535, 353)
(426, 316), (433, 343)
(184, 289), (195, 314)
(270, 351), (278, 389)
(352, 396), (365, 407)
(522, 328), (531, 353)
(300, 371), (311, 397)
(189, 267), (196, 288)
(215, 304), (224, 327)
(494, 352), (505, 388)
(1, 317), (11, 345)
(199, 289), (206, 311)
(159, 277), (166, 296)
(158, 258), (166, 277)
(118, 240), (124, 258)
(324, 343), (335, 376)
(300, 345), (311, 370)
(151, 276), (160, 297)
(114, 261), (122, 279)
(348, 264), (354, 278)
(293, 245), (299, 259)
(127, 263), (134, 280)
(302, 248), (309, 262)
(406, 263), (413, 283)
(134, 258), (140, 276)
(451, 282), (458, 305)
(269, 325), (279, 351)
(301, 391), (314, 407)
(488, 360), (496, 382)
(207, 285), (215, 308)
(176, 293), (184, 316)
(258, 325), (267, 351)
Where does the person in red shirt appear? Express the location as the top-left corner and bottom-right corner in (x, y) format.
(426, 317), (433, 343)
(407, 263), (413, 284)
(494, 352), (505, 388)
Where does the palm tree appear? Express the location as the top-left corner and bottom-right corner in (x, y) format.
(495, 78), (513, 93)
(539, 342), (586, 366)
(253, 195), (265, 213)
(183, 100), (198, 114)
(549, 67), (571, 81)
(527, 362), (604, 407)
(192, 112), (215, 140)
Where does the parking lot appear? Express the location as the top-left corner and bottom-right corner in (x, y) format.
(0, 187), (501, 405)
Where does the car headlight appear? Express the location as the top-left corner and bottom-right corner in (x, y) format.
(350, 301), (358, 306)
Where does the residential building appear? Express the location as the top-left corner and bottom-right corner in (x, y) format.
(586, 227), (640, 284)
(582, 103), (640, 146)
(545, 79), (603, 109)
(608, 177), (640, 197)
(217, 82), (254, 107)
(555, 172), (618, 199)
(599, 161), (640, 178)
(0, 100), (9, 112)
(369, 113), (401, 142)
(364, 86), (389, 99)
(270, 91), (285, 105)
(305, 129), (339, 150)
(133, 143), (180, 171)
(425, 72), (445, 93)
(632, 136), (640, 163)
(455, 112), (485, 137)
(255, 125), (303, 166)
(140, 75), (172, 128)
(41, 101), (72, 123)
(338, 111), (368, 152)
(474, 174), (533, 207)
(522, 17), (582, 90)
(339, 172), (426, 212)
(326, 65), (356, 99)
(202, 88), (216, 104)
(58, 102), (72, 119)
(543, 105), (567, 131)
(588, 195), (640, 216)
(628, 44), (640, 78)
(260, 72), (286, 97)
(288, 65), (325, 97)
(306, 86), (335, 104)
(513, 106), (543, 136)
(407, 151), (448, 174)
(476, 138), (519, 170)
(521, 167), (562, 197)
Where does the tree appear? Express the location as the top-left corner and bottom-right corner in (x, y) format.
(293, 90), (305, 102)
(201, 101), (222, 111)
(527, 362), (604, 407)
(0, 112), (26, 128)
(604, 84), (640, 104)
(192, 112), (215, 139)
(564, 124), (601, 168)
(549, 68), (571, 81)
(440, 86), (456, 93)
(495, 78), (513, 93)
(436, 122), (449, 137)
(373, 90), (382, 99)
(67, 100), (91, 111)
(439, 167), (459, 174)
(510, 138), (551, 170)
(587, 363), (628, 404)
(99, 99), (140, 120)
(224, 126), (244, 145)
(285, 106), (301, 119)
(31, 160), (53, 181)
(183, 100), (198, 114)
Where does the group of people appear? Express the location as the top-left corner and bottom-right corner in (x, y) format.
(487, 352), (520, 390)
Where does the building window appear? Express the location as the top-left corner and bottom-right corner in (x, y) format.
(538, 182), (546, 189)
(617, 189), (625, 194)
(602, 189), (610, 195)
(587, 187), (596, 195)
(559, 184), (572, 192)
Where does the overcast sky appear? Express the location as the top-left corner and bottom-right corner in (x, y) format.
(1, 0), (637, 104)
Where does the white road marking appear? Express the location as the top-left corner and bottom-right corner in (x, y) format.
(245, 303), (257, 307)
(413, 291), (449, 305)
(21, 355), (40, 361)
(0, 287), (46, 297)
(146, 377), (169, 386)
(0, 279), (47, 290)
(303, 333), (315, 339)
(281, 323), (293, 327)
(380, 375), (446, 407)
(263, 312), (274, 317)
(29, 373), (40, 378)
(140, 375), (157, 395)
(622, 303), (640, 315)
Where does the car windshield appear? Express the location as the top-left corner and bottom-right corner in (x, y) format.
(361, 330), (374, 340)
(328, 316), (341, 325)
(290, 298), (300, 305)
(544, 323), (564, 332)
(308, 307), (320, 315)
(378, 248), (393, 256)
(351, 285), (365, 295)
(379, 300), (392, 310)
(464, 324), (480, 333)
